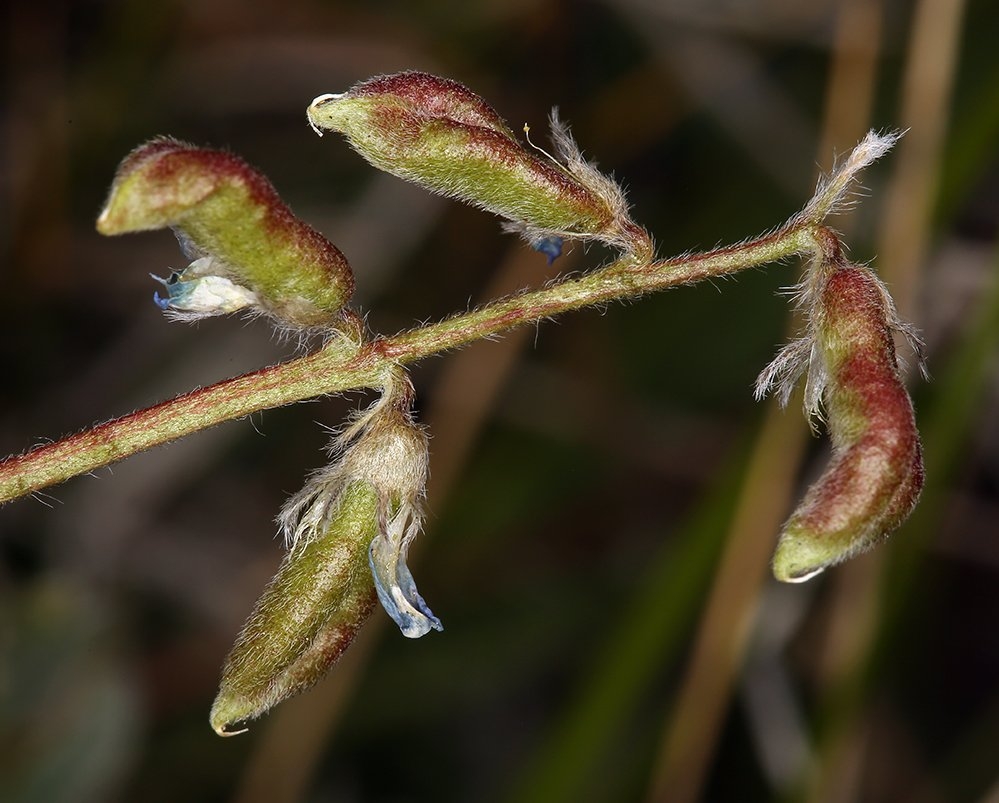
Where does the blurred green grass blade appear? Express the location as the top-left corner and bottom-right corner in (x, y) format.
(936, 50), (999, 226)
(918, 253), (999, 481)
(882, 245), (999, 607)
(505, 441), (751, 803)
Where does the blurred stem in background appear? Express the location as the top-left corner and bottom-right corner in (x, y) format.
(645, 396), (810, 803)
(510, 1), (886, 801)
(805, 0), (968, 801)
(645, 2), (889, 800)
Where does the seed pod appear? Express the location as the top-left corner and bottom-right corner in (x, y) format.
(772, 265), (923, 582)
(98, 138), (354, 328)
(210, 482), (379, 735)
(307, 71), (645, 254)
(210, 379), (443, 735)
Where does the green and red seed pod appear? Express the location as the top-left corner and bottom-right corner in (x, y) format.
(98, 138), (354, 327)
(307, 71), (635, 248)
(773, 265), (924, 582)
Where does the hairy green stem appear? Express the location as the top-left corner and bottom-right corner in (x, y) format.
(387, 225), (811, 360)
(0, 221), (815, 505)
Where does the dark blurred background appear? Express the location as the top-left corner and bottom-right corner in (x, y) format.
(2, 0), (998, 801)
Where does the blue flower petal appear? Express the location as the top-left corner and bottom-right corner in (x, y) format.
(532, 235), (564, 265)
(368, 528), (442, 639)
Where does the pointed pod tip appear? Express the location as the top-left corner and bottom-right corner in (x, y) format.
(307, 93), (346, 136)
(775, 564), (826, 584)
(96, 206), (112, 233)
(212, 722), (250, 738)
(771, 532), (835, 584)
(210, 695), (253, 738)
(310, 92), (344, 107)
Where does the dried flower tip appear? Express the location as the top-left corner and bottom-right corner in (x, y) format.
(307, 71), (649, 255)
(801, 129), (903, 224)
(772, 265), (923, 582)
(282, 398), (429, 547)
(98, 138), (354, 328)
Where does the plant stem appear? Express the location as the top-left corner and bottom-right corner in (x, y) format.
(0, 342), (384, 504)
(386, 224), (812, 360)
(0, 221), (816, 505)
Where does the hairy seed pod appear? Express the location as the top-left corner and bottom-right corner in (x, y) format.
(210, 482), (378, 735)
(307, 71), (645, 253)
(773, 265), (923, 582)
(98, 138), (354, 327)
(211, 380), (444, 735)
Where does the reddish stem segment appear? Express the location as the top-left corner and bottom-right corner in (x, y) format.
(0, 221), (816, 505)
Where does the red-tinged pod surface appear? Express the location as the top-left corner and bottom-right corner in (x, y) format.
(344, 71), (517, 135)
(307, 71), (638, 249)
(98, 138), (353, 327)
(773, 266), (923, 582)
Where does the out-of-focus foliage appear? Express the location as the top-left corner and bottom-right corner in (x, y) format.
(2, 1), (998, 801)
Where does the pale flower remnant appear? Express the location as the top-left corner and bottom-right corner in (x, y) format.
(151, 257), (259, 320)
(369, 503), (443, 639)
